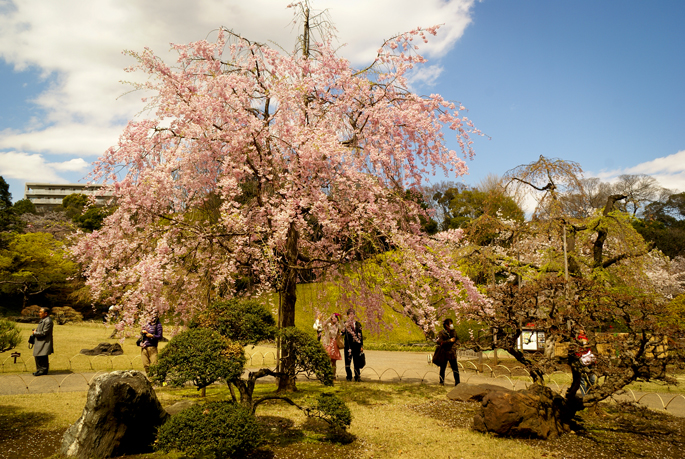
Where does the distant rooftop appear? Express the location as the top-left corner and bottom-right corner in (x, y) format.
(24, 183), (113, 210)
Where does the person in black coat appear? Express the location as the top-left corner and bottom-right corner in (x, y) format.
(32, 307), (54, 376)
(343, 308), (364, 382)
(432, 318), (460, 386)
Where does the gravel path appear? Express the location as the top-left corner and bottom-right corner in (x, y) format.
(1, 349), (684, 418)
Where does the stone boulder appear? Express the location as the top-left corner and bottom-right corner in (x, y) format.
(472, 384), (569, 439)
(60, 370), (169, 458)
(79, 343), (124, 356)
(164, 399), (199, 416)
(447, 383), (512, 402)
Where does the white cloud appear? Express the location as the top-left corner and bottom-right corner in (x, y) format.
(0, 0), (475, 160)
(0, 125), (124, 155)
(594, 150), (685, 193)
(0, 151), (89, 182)
(52, 157), (89, 172)
(406, 64), (444, 89)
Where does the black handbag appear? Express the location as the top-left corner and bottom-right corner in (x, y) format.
(432, 346), (446, 366)
(357, 351), (366, 369)
(135, 337), (143, 347)
(28, 334), (35, 349)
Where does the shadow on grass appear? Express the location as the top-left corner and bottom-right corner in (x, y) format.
(246, 415), (359, 459)
(0, 404), (63, 459)
(164, 379), (442, 409)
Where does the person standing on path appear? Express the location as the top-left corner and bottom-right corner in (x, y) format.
(321, 313), (343, 378)
(432, 318), (460, 386)
(575, 329), (597, 395)
(32, 307), (54, 376)
(140, 315), (163, 375)
(343, 308), (364, 382)
(313, 313), (323, 341)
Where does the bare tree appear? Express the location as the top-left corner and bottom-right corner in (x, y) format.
(612, 174), (666, 216)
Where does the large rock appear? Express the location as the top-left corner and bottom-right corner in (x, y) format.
(60, 370), (169, 458)
(447, 383), (512, 402)
(472, 384), (568, 439)
(79, 343), (124, 356)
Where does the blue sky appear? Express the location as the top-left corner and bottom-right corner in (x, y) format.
(0, 0), (683, 202)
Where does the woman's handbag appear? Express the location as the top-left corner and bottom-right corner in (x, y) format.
(136, 337), (143, 347)
(28, 334), (35, 349)
(336, 334), (344, 349)
(431, 346), (446, 366)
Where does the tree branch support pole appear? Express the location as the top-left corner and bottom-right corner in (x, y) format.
(563, 225), (569, 283)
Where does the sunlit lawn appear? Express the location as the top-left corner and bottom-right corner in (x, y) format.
(0, 380), (549, 459)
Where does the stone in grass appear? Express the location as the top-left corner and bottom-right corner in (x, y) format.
(472, 384), (569, 440)
(447, 383), (513, 402)
(60, 370), (169, 459)
(79, 343), (124, 356)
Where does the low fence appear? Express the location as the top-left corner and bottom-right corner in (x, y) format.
(1, 350), (279, 374)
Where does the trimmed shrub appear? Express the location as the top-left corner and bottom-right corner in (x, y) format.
(279, 326), (335, 386)
(52, 306), (83, 324)
(155, 401), (263, 458)
(194, 298), (276, 345)
(0, 318), (21, 352)
(21, 305), (41, 318)
(149, 328), (246, 391)
(313, 392), (352, 432)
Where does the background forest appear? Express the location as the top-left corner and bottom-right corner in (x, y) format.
(1, 162), (683, 325)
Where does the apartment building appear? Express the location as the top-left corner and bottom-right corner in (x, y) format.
(24, 183), (112, 211)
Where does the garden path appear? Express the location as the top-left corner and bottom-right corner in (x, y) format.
(1, 350), (684, 418)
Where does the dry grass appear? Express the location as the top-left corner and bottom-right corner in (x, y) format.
(2, 380), (684, 459)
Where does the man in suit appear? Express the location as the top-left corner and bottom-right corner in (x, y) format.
(32, 307), (54, 376)
(343, 308), (364, 382)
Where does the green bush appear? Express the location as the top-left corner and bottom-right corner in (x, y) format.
(0, 318), (20, 352)
(194, 298), (277, 346)
(13, 199), (36, 215)
(149, 328), (246, 391)
(279, 326), (334, 386)
(312, 392), (352, 432)
(156, 401), (263, 458)
(52, 306), (83, 325)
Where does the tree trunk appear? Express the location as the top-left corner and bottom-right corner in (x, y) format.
(277, 223), (299, 392)
(593, 194), (627, 268)
(565, 227), (581, 276)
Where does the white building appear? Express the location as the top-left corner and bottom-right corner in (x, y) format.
(24, 183), (113, 210)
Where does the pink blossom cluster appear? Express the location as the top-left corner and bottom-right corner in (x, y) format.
(72, 25), (480, 332)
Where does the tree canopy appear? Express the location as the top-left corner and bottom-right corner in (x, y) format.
(0, 232), (77, 308)
(72, 2), (485, 393)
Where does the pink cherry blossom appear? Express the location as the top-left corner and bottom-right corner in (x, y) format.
(72, 21), (483, 339)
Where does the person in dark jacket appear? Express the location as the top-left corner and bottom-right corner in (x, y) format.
(343, 308), (364, 382)
(140, 315), (163, 375)
(32, 307), (54, 376)
(432, 318), (460, 386)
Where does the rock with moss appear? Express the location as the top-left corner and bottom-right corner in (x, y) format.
(60, 370), (168, 459)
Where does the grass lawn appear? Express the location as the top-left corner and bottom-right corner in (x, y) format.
(0, 382), (544, 459)
(0, 322), (285, 374)
(1, 379), (684, 459)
